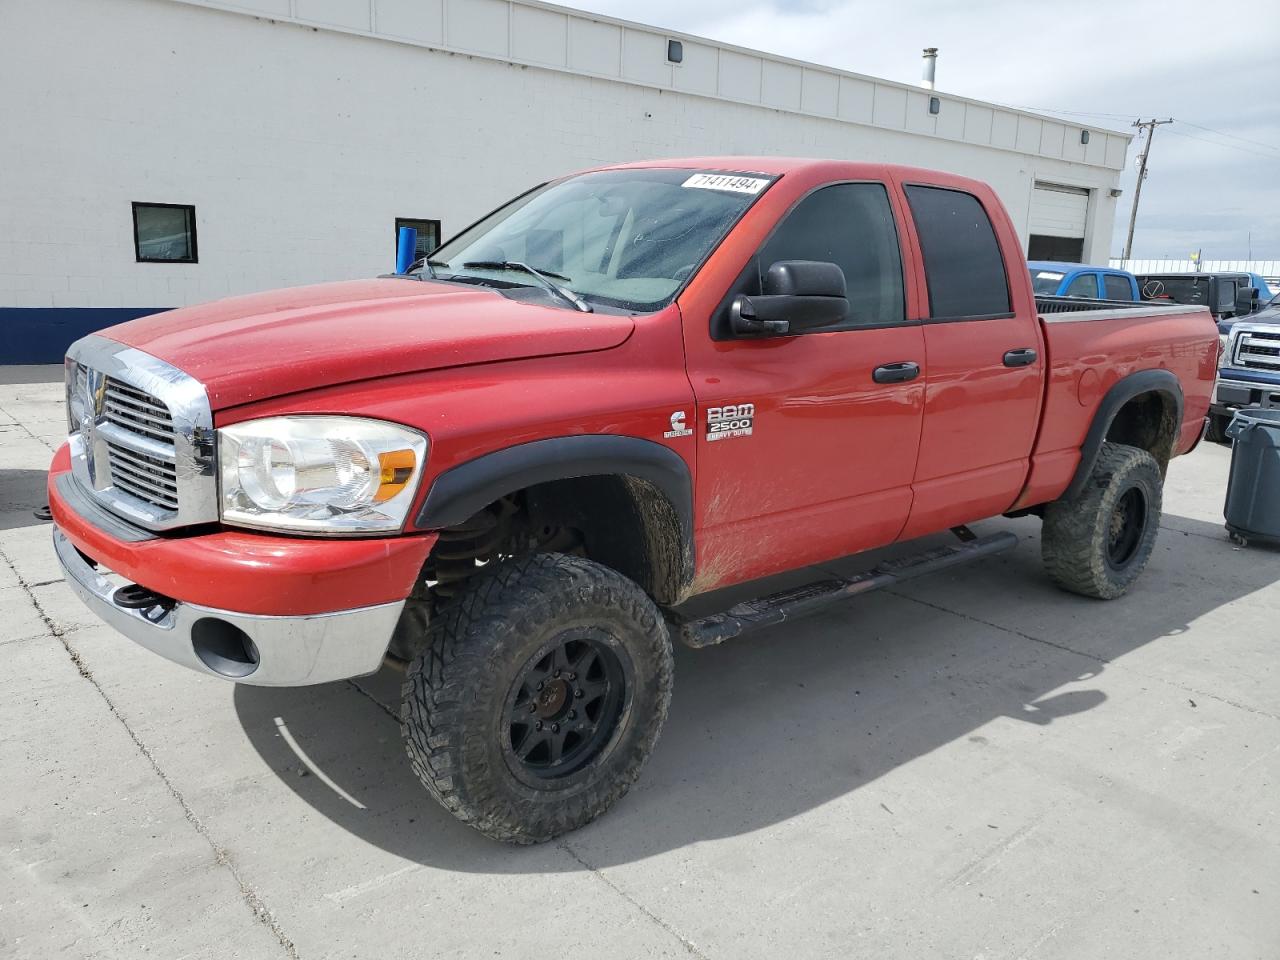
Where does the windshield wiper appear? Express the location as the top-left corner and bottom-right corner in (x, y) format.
(405, 258), (452, 279)
(461, 260), (593, 313)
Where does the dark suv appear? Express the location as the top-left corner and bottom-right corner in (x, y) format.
(1138, 272), (1262, 329)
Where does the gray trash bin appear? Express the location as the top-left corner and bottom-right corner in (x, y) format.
(1223, 408), (1280, 546)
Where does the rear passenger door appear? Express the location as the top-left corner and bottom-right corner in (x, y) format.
(895, 181), (1045, 540)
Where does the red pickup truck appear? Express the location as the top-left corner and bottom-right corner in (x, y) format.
(50, 158), (1216, 843)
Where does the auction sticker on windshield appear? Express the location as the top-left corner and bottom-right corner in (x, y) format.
(682, 173), (770, 195)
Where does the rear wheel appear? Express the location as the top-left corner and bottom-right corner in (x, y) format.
(1204, 413), (1231, 444)
(400, 553), (673, 843)
(1041, 442), (1163, 599)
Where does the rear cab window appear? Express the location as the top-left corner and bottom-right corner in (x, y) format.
(1141, 276), (1208, 304)
(903, 185), (1011, 319)
(1031, 270), (1065, 295)
(1102, 274), (1133, 300)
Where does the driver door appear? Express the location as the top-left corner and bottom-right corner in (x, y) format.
(681, 181), (927, 591)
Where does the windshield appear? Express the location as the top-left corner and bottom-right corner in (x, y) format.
(1140, 276), (1208, 304)
(422, 168), (774, 312)
(1031, 270), (1065, 295)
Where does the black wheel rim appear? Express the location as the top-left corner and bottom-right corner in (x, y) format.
(502, 631), (627, 781)
(1106, 486), (1147, 570)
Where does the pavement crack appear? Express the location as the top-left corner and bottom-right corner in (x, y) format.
(884, 588), (1278, 721)
(0, 399), (59, 453)
(557, 839), (710, 959)
(346, 677), (400, 722)
(884, 588), (1112, 665)
(0, 543), (302, 959)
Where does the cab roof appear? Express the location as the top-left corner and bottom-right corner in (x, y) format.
(1029, 261), (1130, 274)
(592, 156), (992, 192)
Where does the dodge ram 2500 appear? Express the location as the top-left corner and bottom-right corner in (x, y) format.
(50, 158), (1217, 843)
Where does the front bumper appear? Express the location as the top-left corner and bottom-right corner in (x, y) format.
(1211, 373), (1280, 418)
(48, 444), (436, 686)
(55, 528), (405, 685)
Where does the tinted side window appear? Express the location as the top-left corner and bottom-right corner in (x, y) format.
(1103, 274), (1132, 300)
(904, 185), (1011, 319)
(757, 183), (905, 327)
(1064, 273), (1098, 298)
(1218, 280), (1237, 312)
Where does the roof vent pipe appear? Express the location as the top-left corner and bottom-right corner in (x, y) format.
(921, 47), (938, 90)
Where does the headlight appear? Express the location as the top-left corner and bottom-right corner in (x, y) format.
(219, 416), (428, 534)
(1219, 334), (1228, 364)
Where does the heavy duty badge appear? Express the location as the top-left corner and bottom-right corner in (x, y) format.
(706, 403), (754, 441)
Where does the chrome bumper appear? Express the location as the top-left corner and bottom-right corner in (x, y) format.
(54, 528), (405, 686)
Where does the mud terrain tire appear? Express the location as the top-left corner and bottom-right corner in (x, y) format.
(1041, 442), (1163, 599)
(401, 553), (673, 843)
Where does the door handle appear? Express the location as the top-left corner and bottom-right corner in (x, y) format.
(872, 361), (921, 384)
(1003, 348), (1038, 367)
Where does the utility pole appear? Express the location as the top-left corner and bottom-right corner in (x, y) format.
(1122, 118), (1173, 262)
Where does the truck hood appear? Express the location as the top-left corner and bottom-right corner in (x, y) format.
(102, 279), (634, 410)
(1220, 303), (1280, 335)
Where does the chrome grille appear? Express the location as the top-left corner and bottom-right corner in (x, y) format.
(65, 335), (216, 531)
(101, 377), (182, 511)
(1234, 328), (1280, 370)
(104, 378), (176, 444)
(105, 440), (180, 510)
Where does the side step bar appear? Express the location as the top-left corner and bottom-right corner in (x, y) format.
(672, 527), (1018, 649)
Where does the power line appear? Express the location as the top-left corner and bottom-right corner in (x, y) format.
(1175, 119), (1280, 154)
(995, 102), (1137, 122)
(1165, 128), (1280, 161)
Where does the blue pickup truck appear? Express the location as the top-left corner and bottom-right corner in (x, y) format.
(1029, 261), (1140, 301)
(1208, 290), (1280, 441)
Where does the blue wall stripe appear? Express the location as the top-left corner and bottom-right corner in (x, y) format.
(2, 307), (172, 364)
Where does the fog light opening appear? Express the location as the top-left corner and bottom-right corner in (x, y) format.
(192, 618), (260, 679)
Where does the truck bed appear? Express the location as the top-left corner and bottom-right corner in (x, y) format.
(1014, 298), (1217, 510)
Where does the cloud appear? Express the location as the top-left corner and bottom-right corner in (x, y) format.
(575, 0), (1280, 259)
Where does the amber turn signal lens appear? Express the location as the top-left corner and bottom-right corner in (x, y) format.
(375, 449), (417, 502)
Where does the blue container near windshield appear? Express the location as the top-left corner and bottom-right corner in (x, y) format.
(396, 226), (418, 274)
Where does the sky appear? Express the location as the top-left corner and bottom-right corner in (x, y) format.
(572, 0), (1280, 261)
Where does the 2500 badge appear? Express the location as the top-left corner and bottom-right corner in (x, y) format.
(706, 403), (755, 441)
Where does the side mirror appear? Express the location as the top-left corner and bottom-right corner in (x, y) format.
(1236, 286), (1259, 316)
(730, 260), (849, 337)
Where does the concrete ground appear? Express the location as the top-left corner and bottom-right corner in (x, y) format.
(1, 367), (1276, 960)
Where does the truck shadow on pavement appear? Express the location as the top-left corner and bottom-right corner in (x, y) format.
(232, 511), (1276, 871)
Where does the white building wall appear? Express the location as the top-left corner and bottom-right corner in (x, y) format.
(0, 0), (1130, 316)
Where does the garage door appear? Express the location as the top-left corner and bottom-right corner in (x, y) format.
(1027, 182), (1089, 262)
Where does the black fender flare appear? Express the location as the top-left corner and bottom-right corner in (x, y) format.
(416, 434), (693, 551)
(1064, 369), (1183, 500)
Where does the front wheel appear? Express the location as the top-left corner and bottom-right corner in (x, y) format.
(1041, 442), (1163, 599)
(401, 553), (674, 843)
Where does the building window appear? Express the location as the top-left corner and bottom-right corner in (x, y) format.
(132, 202), (197, 263)
(395, 218), (441, 260)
